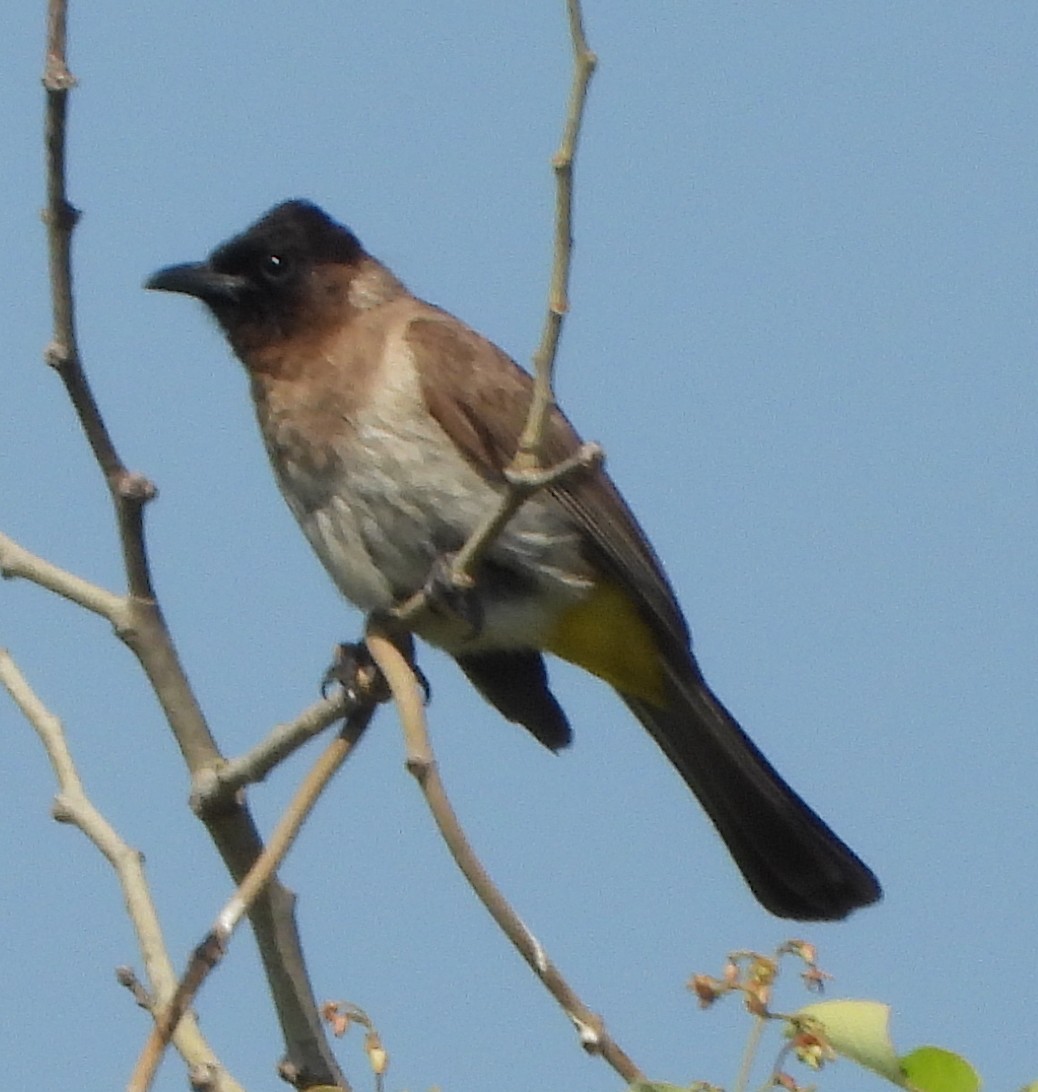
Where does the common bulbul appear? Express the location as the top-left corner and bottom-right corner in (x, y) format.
(146, 199), (880, 920)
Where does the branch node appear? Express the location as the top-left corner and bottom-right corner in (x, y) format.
(504, 441), (602, 492)
(188, 767), (222, 817)
(528, 933), (550, 975)
(404, 754), (433, 784)
(115, 469), (159, 504)
(42, 58), (77, 92)
(195, 930), (227, 975)
(116, 965), (155, 1011)
(215, 897), (244, 941)
(276, 1059), (302, 1085)
(571, 1012), (605, 1053)
(43, 338), (74, 372)
(51, 792), (74, 823)
(187, 1062), (221, 1091)
(39, 198), (80, 230)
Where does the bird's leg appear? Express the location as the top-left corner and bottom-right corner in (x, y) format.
(418, 554), (484, 639)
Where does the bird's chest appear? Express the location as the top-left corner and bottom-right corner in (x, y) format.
(254, 369), (503, 612)
(250, 359), (591, 649)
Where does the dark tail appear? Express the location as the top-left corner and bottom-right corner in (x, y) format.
(624, 662), (881, 921)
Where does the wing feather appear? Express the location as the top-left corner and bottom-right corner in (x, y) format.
(406, 310), (691, 661)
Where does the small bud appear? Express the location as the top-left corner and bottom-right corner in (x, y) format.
(689, 974), (722, 1007)
(365, 1031), (388, 1075)
(801, 966), (831, 993)
(744, 982), (770, 1017)
(748, 955), (778, 986)
(320, 1001), (351, 1037)
(787, 940), (817, 965)
(791, 1030), (834, 1071)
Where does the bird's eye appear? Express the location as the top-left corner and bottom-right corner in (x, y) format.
(259, 252), (292, 282)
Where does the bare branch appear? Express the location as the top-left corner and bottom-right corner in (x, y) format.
(365, 624), (645, 1085)
(43, 0), (160, 599)
(23, 1), (603, 1088)
(378, 8), (630, 1077)
(130, 706), (375, 1092)
(0, 530), (126, 621)
(35, 2), (349, 1083)
(392, 0), (599, 626)
(0, 650), (243, 1092)
(190, 688), (352, 813)
(518, 0), (598, 466)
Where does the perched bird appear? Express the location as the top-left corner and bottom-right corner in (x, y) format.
(146, 199), (880, 920)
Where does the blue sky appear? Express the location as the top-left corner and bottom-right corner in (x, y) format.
(2, 3), (1036, 1090)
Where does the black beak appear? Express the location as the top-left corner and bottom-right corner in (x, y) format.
(145, 262), (247, 305)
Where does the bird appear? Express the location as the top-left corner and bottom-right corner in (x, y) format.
(146, 198), (881, 920)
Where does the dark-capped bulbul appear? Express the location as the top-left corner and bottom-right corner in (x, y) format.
(146, 199), (880, 920)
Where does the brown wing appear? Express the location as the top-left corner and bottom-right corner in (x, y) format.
(406, 310), (884, 922)
(406, 308), (691, 661)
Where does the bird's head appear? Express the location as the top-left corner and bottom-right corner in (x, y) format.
(145, 200), (392, 358)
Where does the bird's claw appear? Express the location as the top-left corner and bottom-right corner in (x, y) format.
(321, 637), (431, 708)
(321, 641), (390, 708)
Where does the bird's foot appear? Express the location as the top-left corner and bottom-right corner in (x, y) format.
(321, 636), (431, 707)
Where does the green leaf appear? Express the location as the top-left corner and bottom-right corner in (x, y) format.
(797, 999), (904, 1082)
(797, 1001), (981, 1092)
(901, 1046), (980, 1092)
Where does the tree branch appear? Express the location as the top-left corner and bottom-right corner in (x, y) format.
(190, 688), (353, 814)
(0, 650), (244, 1092)
(35, 2), (348, 1084)
(0, 531), (126, 620)
(130, 706), (376, 1092)
(380, 7), (637, 1079)
(518, 0), (597, 466)
(365, 623), (645, 1086)
(392, 0), (599, 628)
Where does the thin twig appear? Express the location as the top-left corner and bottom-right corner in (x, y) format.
(736, 1014), (767, 1092)
(117, 966), (156, 1011)
(449, 441), (603, 588)
(518, 0), (597, 466)
(392, 0), (598, 627)
(221, 708), (373, 935)
(36, 2), (347, 1084)
(44, 0), (159, 599)
(129, 707), (374, 1092)
(322, 1002), (389, 1092)
(0, 531), (126, 621)
(190, 688), (352, 814)
(365, 625), (645, 1085)
(0, 651), (243, 1092)
(381, 4), (631, 1077)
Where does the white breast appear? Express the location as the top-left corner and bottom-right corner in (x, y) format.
(263, 335), (592, 652)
